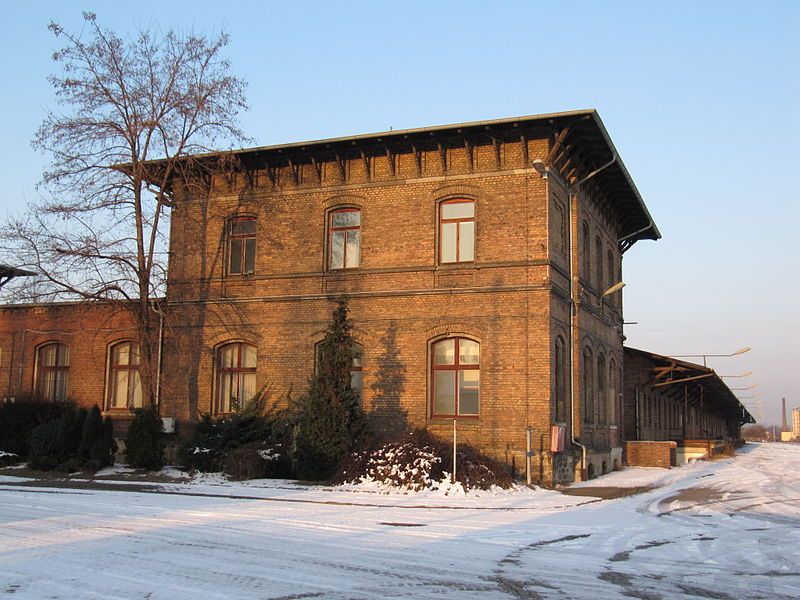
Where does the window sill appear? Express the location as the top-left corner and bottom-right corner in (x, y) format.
(428, 416), (480, 424)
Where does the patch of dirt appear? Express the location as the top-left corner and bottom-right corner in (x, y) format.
(561, 485), (657, 499)
(610, 540), (672, 562)
(676, 583), (735, 599)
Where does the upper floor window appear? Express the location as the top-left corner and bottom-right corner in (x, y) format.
(217, 342), (257, 414)
(439, 200), (475, 263)
(329, 208), (361, 270)
(36, 342), (70, 402)
(108, 341), (143, 410)
(431, 337), (479, 418)
(228, 216), (256, 275)
(595, 237), (603, 290)
(581, 222), (591, 281)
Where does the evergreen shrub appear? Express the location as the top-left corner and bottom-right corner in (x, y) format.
(0, 396), (71, 461)
(125, 407), (164, 470)
(292, 297), (368, 481)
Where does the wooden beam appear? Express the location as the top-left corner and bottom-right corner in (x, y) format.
(385, 147), (396, 177)
(287, 158), (299, 185)
(310, 156), (322, 182)
(437, 142), (447, 173)
(412, 144), (422, 177)
(334, 153), (346, 182)
(547, 127), (571, 165)
(360, 150), (371, 181)
(520, 134), (528, 167)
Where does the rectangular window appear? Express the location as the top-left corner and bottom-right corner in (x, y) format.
(431, 337), (480, 418)
(439, 200), (475, 264)
(329, 209), (361, 269)
(228, 217), (257, 275)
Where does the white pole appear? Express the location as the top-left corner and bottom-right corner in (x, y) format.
(526, 428), (532, 486)
(453, 419), (457, 483)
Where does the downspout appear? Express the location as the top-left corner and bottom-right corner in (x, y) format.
(537, 152), (617, 481)
(152, 303), (165, 411)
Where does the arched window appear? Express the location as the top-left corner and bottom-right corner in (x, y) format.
(431, 337), (479, 417)
(597, 352), (607, 424)
(608, 358), (618, 425)
(439, 200), (475, 263)
(216, 342), (257, 414)
(554, 336), (568, 422)
(108, 341), (143, 410)
(582, 347), (594, 424)
(36, 342), (70, 402)
(328, 208), (361, 269)
(227, 216), (257, 275)
(595, 237), (603, 290)
(581, 222), (591, 281)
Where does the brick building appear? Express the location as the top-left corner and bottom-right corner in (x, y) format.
(622, 347), (754, 467)
(1, 110), (663, 483)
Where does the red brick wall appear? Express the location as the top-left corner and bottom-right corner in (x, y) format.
(0, 302), (140, 416)
(160, 127), (626, 484)
(626, 440), (676, 468)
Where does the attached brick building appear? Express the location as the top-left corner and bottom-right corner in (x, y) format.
(622, 347), (754, 467)
(1, 110), (666, 483)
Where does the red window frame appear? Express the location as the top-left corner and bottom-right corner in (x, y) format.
(107, 341), (143, 410)
(228, 216), (257, 276)
(35, 342), (70, 402)
(328, 208), (361, 270)
(216, 342), (257, 415)
(439, 199), (475, 264)
(430, 337), (480, 419)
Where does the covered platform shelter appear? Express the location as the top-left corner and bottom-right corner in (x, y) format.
(622, 346), (755, 467)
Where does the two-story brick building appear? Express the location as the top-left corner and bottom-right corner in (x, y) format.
(1, 110), (662, 483)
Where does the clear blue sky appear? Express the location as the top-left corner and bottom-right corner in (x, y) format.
(1, 1), (797, 425)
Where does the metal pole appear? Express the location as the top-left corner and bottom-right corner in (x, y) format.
(452, 419), (457, 483)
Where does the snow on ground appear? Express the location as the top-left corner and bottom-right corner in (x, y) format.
(1, 443), (798, 599)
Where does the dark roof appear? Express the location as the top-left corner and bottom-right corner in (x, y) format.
(625, 346), (755, 425)
(147, 109), (660, 246)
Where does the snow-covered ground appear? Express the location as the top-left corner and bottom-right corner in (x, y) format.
(1, 443), (798, 599)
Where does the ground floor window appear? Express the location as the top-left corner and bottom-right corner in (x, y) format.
(431, 337), (480, 418)
(36, 342), (70, 402)
(108, 341), (143, 409)
(217, 342), (257, 414)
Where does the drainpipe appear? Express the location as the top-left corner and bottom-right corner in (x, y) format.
(151, 303), (165, 411)
(533, 152), (617, 481)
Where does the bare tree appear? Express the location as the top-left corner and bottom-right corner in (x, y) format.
(1, 12), (249, 405)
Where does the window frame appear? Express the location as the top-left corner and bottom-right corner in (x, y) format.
(215, 341), (258, 415)
(430, 336), (480, 419)
(438, 199), (475, 264)
(227, 215), (257, 276)
(106, 340), (143, 411)
(582, 346), (594, 425)
(581, 222), (591, 282)
(554, 335), (568, 423)
(35, 342), (70, 402)
(327, 207), (361, 270)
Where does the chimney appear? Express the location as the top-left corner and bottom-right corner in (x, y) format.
(782, 397), (788, 432)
